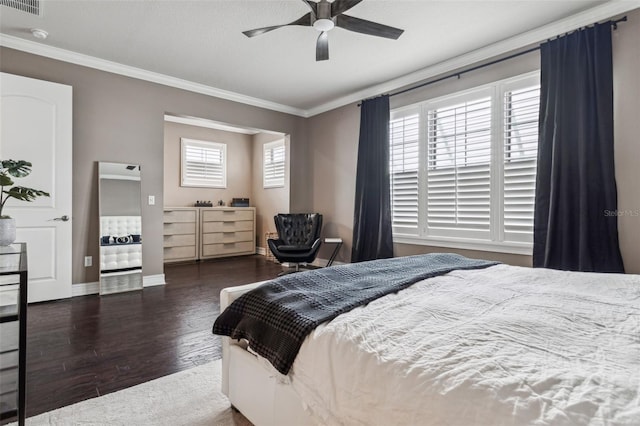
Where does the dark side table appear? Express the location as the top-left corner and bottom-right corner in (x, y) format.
(323, 238), (343, 267)
(0, 242), (27, 426)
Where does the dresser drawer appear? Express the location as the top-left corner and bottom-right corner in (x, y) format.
(164, 245), (197, 261)
(202, 241), (254, 257)
(202, 220), (253, 233)
(164, 222), (197, 235)
(202, 209), (253, 222)
(164, 234), (196, 248)
(202, 231), (253, 245)
(164, 209), (197, 223)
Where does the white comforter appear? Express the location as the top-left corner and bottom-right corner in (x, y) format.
(289, 264), (640, 425)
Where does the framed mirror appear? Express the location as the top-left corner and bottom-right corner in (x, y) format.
(98, 162), (142, 295)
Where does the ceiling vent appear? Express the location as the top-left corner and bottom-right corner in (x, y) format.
(1, 0), (40, 15)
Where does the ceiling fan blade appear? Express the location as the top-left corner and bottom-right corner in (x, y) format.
(300, 0), (318, 17)
(336, 14), (404, 40)
(331, 0), (363, 17)
(316, 32), (329, 61)
(242, 12), (313, 38)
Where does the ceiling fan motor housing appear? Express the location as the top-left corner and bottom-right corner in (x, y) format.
(313, 0), (335, 32)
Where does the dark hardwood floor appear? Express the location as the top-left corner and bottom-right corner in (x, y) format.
(17, 255), (282, 420)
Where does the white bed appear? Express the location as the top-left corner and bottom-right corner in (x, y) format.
(220, 264), (640, 426)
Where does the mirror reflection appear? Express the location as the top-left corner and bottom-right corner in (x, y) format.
(98, 162), (142, 295)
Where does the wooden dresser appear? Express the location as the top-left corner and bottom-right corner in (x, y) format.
(163, 207), (255, 263)
(163, 207), (199, 263)
(200, 207), (256, 259)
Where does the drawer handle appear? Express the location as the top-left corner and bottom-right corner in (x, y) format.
(223, 232), (235, 235)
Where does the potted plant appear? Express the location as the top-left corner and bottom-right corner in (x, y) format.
(0, 160), (50, 246)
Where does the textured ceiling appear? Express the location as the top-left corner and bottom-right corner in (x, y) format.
(0, 0), (619, 114)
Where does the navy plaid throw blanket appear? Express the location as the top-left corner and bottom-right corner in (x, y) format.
(212, 253), (498, 375)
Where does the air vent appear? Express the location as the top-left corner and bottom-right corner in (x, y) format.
(1, 0), (40, 15)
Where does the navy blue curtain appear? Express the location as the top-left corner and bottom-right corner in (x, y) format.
(533, 22), (624, 272)
(351, 95), (394, 262)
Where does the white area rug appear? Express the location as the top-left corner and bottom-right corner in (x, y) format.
(15, 360), (252, 426)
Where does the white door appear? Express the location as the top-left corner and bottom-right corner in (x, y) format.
(0, 72), (73, 303)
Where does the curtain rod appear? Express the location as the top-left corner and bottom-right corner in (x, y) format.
(358, 16), (627, 106)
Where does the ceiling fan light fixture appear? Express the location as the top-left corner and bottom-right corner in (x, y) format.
(313, 18), (335, 32)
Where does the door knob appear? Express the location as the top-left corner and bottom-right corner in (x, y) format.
(53, 215), (70, 222)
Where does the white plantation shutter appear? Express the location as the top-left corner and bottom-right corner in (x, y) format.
(389, 72), (540, 253)
(426, 96), (492, 238)
(263, 140), (285, 188)
(181, 138), (226, 188)
(389, 113), (419, 232)
(503, 85), (540, 242)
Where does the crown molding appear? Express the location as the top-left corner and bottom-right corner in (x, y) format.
(164, 114), (261, 135)
(305, 1), (640, 117)
(0, 33), (309, 118)
(1, 1), (638, 119)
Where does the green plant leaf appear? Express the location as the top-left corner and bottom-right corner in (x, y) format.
(1, 160), (33, 178)
(5, 186), (50, 202)
(0, 175), (14, 186)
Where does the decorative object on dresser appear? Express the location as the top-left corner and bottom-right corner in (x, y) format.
(194, 200), (213, 207)
(230, 198), (249, 207)
(0, 160), (50, 246)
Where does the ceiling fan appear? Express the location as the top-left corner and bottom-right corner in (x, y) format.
(242, 0), (404, 61)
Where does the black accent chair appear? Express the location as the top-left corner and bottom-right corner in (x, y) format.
(268, 213), (323, 273)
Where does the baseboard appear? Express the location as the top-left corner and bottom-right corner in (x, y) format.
(143, 274), (166, 287)
(72, 281), (99, 297)
(72, 274), (166, 296)
(256, 246), (266, 256)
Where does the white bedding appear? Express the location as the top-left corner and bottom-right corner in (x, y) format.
(289, 264), (640, 425)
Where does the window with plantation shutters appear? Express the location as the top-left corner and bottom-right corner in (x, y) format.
(426, 94), (492, 240)
(264, 140), (285, 188)
(389, 72), (540, 255)
(503, 84), (540, 243)
(390, 112), (419, 233)
(181, 138), (226, 188)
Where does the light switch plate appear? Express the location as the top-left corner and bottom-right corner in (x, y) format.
(84, 256), (92, 267)
(148, 195), (155, 205)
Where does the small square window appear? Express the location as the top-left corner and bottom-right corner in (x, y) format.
(181, 138), (226, 188)
(263, 140), (285, 188)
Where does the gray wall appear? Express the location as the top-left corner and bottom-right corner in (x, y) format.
(251, 133), (290, 249)
(163, 121), (253, 207)
(0, 46), (310, 284)
(307, 10), (640, 272)
(612, 10), (640, 274)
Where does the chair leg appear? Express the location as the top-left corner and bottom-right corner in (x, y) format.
(277, 263), (302, 276)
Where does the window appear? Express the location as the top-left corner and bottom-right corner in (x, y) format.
(390, 113), (420, 230)
(181, 138), (226, 188)
(390, 72), (540, 254)
(263, 140), (285, 188)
